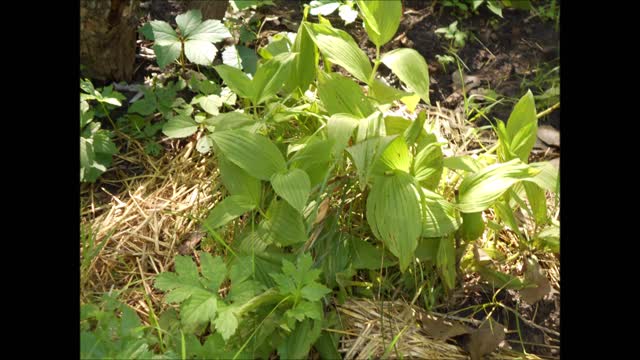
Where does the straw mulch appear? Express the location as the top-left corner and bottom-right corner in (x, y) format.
(80, 133), (221, 320)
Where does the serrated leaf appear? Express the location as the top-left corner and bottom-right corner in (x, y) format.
(188, 19), (231, 43)
(214, 309), (239, 341)
(211, 130), (286, 180)
(317, 71), (375, 117)
(271, 168), (311, 214)
(204, 195), (256, 229)
(150, 20), (179, 41)
(199, 252), (227, 290)
(196, 135), (213, 153)
(328, 113), (359, 156)
(214, 65), (253, 99)
(366, 171), (422, 271)
(252, 52), (296, 104)
(381, 48), (430, 104)
(197, 94), (223, 115)
(180, 292), (217, 331)
(128, 97), (157, 116)
(356, 0), (402, 47)
(176, 9), (202, 38)
(301, 283), (331, 302)
(305, 23), (372, 83)
(222, 45), (242, 69)
(184, 39), (218, 66)
(162, 115), (198, 138)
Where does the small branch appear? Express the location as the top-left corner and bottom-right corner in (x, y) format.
(536, 102), (560, 119)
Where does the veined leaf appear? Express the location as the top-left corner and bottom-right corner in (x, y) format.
(162, 115), (198, 138)
(252, 52), (297, 104)
(413, 143), (443, 190)
(285, 21), (318, 94)
(290, 138), (333, 187)
(461, 212), (485, 241)
(222, 45), (242, 69)
(271, 168), (311, 214)
(372, 135), (411, 176)
(528, 161), (559, 193)
(214, 65), (254, 99)
(505, 90), (537, 162)
(437, 235), (456, 290)
(356, 0), (402, 47)
(356, 111), (385, 142)
(457, 159), (536, 213)
(204, 195), (256, 229)
(211, 130), (286, 180)
(381, 48), (430, 104)
(346, 135), (396, 188)
(264, 200), (307, 246)
(176, 9), (202, 38)
(351, 237), (397, 269)
(184, 39), (217, 66)
(214, 308), (239, 341)
(153, 41), (182, 69)
(443, 156), (480, 173)
(304, 22), (372, 83)
(420, 188), (461, 237)
(328, 113), (359, 156)
(317, 71), (375, 117)
(523, 182), (547, 224)
(218, 155), (261, 205)
(150, 20), (179, 41)
(366, 171), (422, 271)
(188, 19), (231, 43)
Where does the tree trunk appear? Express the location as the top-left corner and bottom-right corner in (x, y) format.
(182, 0), (228, 19)
(80, 0), (140, 82)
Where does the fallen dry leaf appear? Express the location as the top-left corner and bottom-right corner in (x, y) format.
(418, 313), (471, 340)
(519, 257), (552, 304)
(468, 320), (505, 360)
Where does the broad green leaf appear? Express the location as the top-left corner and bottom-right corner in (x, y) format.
(162, 115), (198, 138)
(443, 156), (480, 173)
(221, 45), (242, 69)
(366, 171), (422, 271)
(505, 90), (537, 162)
(351, 237), (397, 269)
(356, 0), (402, 47)
(317, 72), (374, 117)
(534, 225), (559, 253)
(304, 22), (372, 83)
(285, 22), (317, 93)
(252, 52), (296, 104)
(184, 39), (217, 66)
(356, 111), (385, 142)
(211, 130), (286, 180)
(528, 161), (559, 193)
(413, 143), (443, 190)
(258, 32), (293, 59)
(237, 45), (258, 75)
(80, 137), (94, 170)
(277, 319), (323, 360)
(265, 200), (307, 246)
(372, 136), (411, 176)
(328, 113), (359, 156)
(477, 266), (526, 290)
(271, 168), (311, 214)
(128, 97), (156, 116)
(92, 131), (117, 155)
(214, 308), (239, 341)
(204, 195), (256, 229)
(150, 20), (179, 41)
(153, 41), (182, 69)
(461, 212), (484, 241)
(290, 139), (333, 187)
(420, 188), (461, 237)
(523, 182), (547, 224)
(188, 19), (231, 43)
(176, 9), (202, 38)
(214, 65), (253, 99)
(486, 0), (503, 17)
(415, 237), (440, 262)
(437, 235), (456, 290)
(404, 109), (427, 144)
(346, 135), (396, 188)
(206, 111), (254, 131)
(381, 48), (430, 104)
(218, 155), (261, 205)
(309, 1), (341, 15)
(369, 78), (413, 105)
(457, 159), (536, 213)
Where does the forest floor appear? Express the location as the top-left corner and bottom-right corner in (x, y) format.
(81, 1), (560, 358)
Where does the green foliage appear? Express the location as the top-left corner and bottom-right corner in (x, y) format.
(435, 21), (468, 49)
(148, 9), (231, 69)
(80, 79), (120, 183)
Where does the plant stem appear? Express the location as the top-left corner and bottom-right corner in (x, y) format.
(368, 45), (381, 84)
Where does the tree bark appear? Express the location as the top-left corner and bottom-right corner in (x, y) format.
(80, 0), (140, 82)
(182, 0), (229, 20)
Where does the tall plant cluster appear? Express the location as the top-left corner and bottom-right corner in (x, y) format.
(81, 2), (559, 358)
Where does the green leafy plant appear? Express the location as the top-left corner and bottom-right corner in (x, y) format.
(442, 0), (532, 18)
(80, 79), (122, 182)
(148, 9), (232, 70)
(435, 21), (468, 50)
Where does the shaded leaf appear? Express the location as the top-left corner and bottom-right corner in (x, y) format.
(211, 130), (286, 180)
(204, 195), (256, 229)
(271, 168), (311, 214)
(317, 71), (375, 117)
(162, 115), (198, 138)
